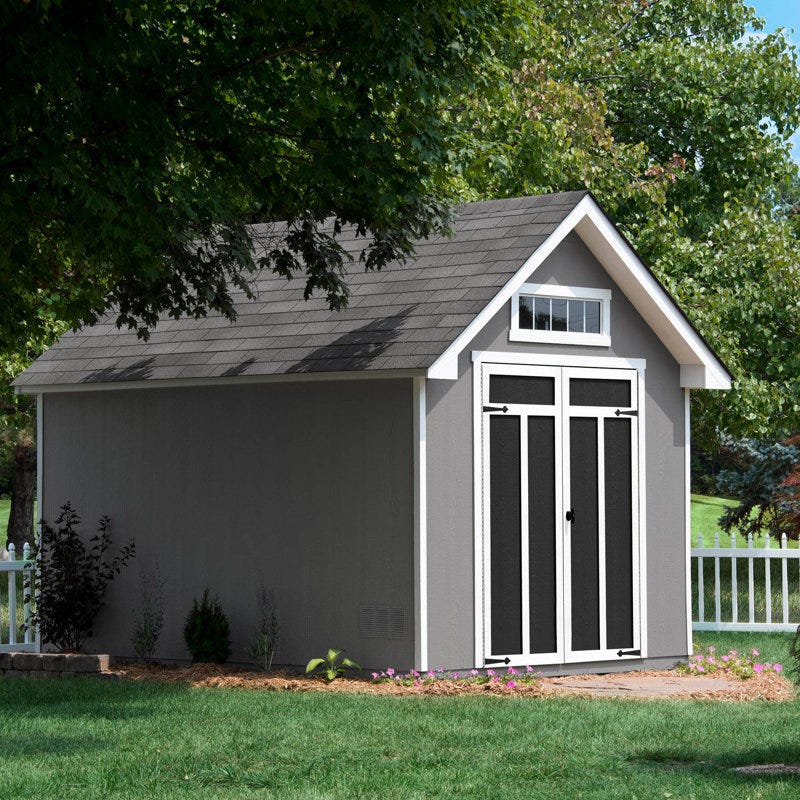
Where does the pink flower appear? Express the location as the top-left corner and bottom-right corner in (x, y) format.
(471, 669), (479, 676)
(730, 650), (738, 656)
(371, 672), (379, 679)
(426, 670), (435, 678)
(775, 663), (783, 673)
(696, 665), (705, 673)
(492, 676), (499, 683)
(526, 665), (534, 672)
(414, 680), (421, 687)
(754, 664), (764, 674)
(453, 673), (459, 680)
(751, 649), (760, 657)
(507, 680), (517, 688)
(386, 668), (395, 676)
(708, 646), (715, 652)
(486, 669), (495, 676)
(507, 667), (519, 675)
(411, 670), (419, 677)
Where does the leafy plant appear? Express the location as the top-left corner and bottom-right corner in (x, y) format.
(130, 567), (165, 663)
(183, 589), (231, 664)
(678, 644), (782, 679)
(34, 502), (135, 652)
(247, 583), (279, 672)
(305, 649), (360, 682)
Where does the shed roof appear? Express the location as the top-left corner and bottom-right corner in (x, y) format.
(14, 191), (732, 391)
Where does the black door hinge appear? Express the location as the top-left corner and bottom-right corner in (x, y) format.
(617, 649), (641, 657)
(483, 405), (508, 413)
(484, 657), (511, 665)
(614, 409), (638, 417)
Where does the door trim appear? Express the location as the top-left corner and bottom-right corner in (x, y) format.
(472, 354), (648, 668)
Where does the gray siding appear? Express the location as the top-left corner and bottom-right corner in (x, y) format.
(426, 232), (687, 669)
(42, 379), (414, 669)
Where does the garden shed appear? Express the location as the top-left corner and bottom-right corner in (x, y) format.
(15, 191), (731, 674)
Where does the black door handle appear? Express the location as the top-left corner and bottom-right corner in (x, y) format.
(566, 509), (575, 523)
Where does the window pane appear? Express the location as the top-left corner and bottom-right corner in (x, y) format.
(519, 295), (534, 329)
(585, 301), (601, 334)
(568, 299), (584, 332)
(551, 298), (568, 332)
(534, 297), (551, 330)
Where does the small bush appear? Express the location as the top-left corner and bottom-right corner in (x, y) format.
(247, 583), (279, 672)
(184, 589), (231, 664)
(34, 502), (135, 652)
(130, 567), (165, 663)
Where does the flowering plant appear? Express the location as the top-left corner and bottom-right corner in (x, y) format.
(371, 664), (540, 689)
(678, 645), (782, 679)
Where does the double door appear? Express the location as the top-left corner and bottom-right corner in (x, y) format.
(480, 363), (641, 665)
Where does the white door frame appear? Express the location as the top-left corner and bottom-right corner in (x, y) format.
(472, 352), (647, 668)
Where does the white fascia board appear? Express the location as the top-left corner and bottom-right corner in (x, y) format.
(13, 367), (427, 395)
(574, 207), (731, 390)
(426, 195), (598, 380)
(426, 195), (731, 390)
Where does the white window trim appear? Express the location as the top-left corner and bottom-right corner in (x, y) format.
(509, 283), (611, 347)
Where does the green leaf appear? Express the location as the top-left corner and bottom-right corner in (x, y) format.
(305, 658), (325, 674)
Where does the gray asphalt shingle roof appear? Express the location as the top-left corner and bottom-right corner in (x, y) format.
(15, 191), (587, 388)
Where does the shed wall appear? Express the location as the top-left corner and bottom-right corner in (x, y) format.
(41, 379), (415, 669)
(426, 232), (687, 670)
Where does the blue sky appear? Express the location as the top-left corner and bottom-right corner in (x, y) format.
(750, 1), (800, 161)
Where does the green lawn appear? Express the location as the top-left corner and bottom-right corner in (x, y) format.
(0, 671), (798, 800)
(0, 497), (8, 537)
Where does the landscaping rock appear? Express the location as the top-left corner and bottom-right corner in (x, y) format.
(11, 652), (42, 671)
(41, 654), (67, 672)
(64, 654), (110, 673)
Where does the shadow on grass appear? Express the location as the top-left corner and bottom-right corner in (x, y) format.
(0, 675), (193, 722)
(629, 745), (800, 782)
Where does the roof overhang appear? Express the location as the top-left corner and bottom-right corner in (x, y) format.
(427, 194), (731, 389)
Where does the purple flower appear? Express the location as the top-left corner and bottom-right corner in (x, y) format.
(411, 669), (419, 677)
(426, 670), (435, 679)
(386, 668), (395, 676)
(507, 680), (517, 688)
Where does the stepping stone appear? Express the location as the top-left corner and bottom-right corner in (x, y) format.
(547, 675), (736, 698)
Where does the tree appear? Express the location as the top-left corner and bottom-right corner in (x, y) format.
(455, 0), (800, 445)
(0, 0), (522, 353)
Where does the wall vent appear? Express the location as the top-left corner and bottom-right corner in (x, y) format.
(359, 605), (407, 639)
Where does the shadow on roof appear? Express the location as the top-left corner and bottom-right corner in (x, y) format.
(286, 306), (417, 373)
(82, 358), (156, 384)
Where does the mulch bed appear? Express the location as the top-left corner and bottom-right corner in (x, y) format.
(110, 663), (796, 702)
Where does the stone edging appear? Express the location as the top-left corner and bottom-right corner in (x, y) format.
(0, 652), (110, 676)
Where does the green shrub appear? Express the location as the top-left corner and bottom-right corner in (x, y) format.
(130, 567), (165, 663)
(183, 589), (231, 664)
(247, 583), (279, 672)
(35, 501), (135, 652)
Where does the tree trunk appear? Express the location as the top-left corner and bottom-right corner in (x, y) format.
(6, 440), (35, 551)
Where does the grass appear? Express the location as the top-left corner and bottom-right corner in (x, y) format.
(0, 665), (799, 800)
(693, 630), (794, 666)
(0, 497), (8, 538)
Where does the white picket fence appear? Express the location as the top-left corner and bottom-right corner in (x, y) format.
(0, 543), (39, 652)
(692, 532), (800, 632)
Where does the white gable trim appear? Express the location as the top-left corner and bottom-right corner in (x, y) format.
(426, 195), (731, 390)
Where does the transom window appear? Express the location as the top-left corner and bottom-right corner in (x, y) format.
(510, 284), (611, 346)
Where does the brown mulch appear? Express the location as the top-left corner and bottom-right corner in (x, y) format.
(108, 663), (796, 702)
